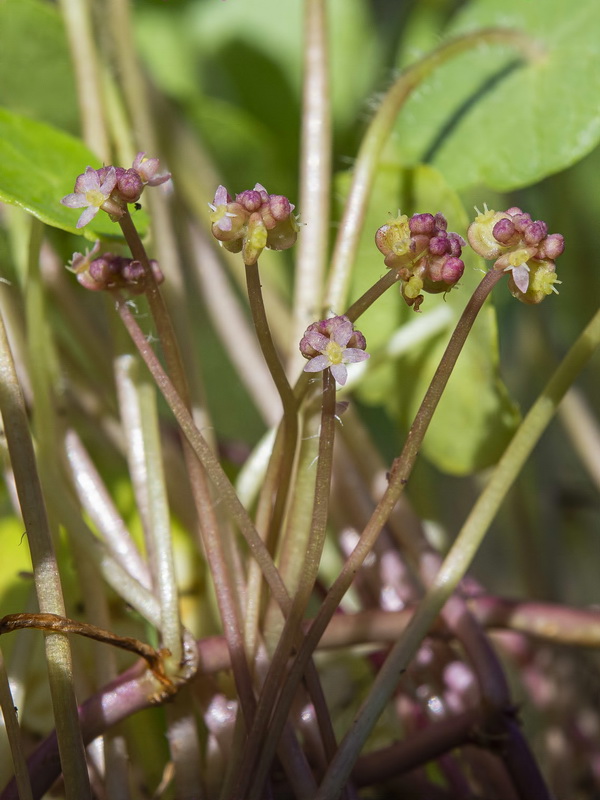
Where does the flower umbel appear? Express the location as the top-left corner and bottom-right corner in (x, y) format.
(467, 205), (564, 303)
(300, 316), (369, 386)
(375, 212), (465, 311)
(61, 155), (170, 229)
(209, 183), (299, 265)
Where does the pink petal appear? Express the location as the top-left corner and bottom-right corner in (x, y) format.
(512, 264), (530, 294)
(76, 206), (100, 228)
(304, 355), (329, 373)
(330, 364), (348, 385)
(98, 166), (117, 196)
(303, 330), (330, 352)
(330, 318), (354, 347)
(343, 349), (370, 364)
(62, 193), (89, 208)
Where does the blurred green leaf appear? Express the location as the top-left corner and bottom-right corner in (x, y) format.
(0, 109), (146, 240)
(392, 0), (600, 190)
(0, 0), (79, 132)
(344, 162), (519, 474)
(135, 0), (380, 130)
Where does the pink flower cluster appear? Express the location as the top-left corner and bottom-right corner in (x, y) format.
(375, 212), (465, 311)
(68, 242), (164, 294)
(467, 206), (564, 304)
(209, 183), (299, 265)
(299, 315), (369, 386)
(61, 153), (170, 229)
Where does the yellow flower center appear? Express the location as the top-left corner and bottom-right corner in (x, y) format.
(508, 248), (531, 267)
(85, 189), (106, 208)
(325, 341), (344, 365)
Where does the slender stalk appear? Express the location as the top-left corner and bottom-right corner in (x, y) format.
(64, 428), (151, 589)
(3, 223), (91, 799)
(113, 295), (290, 608)
(290, 0), (332, 368)
(117, 214), (258, 717)
(245, 260), (299, 552)
(324, 28), (538, 313)
(238, 370), (338, 800)
(314, 304), (600, 799)
(0, 652), (33, 800)
(59, 0), (110, 160)
(251, 269), (504, 788)
(137, 371), (183, 667)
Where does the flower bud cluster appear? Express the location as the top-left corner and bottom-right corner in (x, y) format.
(467, 206), (564, 304)
(61, 153), (170, 229)
(375, 212), (465, 311)
(68, 242), (164, 294)
(209, 183), (300, 265)
(299, 315), (369, 386)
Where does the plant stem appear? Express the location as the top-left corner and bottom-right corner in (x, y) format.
(0, 651), (33, 800)
(245, 260), (299, 552)
(238, 370), (338, 800)
(59, 0), (110, 161)
(314, 303), (600, 799)
(290, 0), (331, 367)
(252, 268), (504, 790)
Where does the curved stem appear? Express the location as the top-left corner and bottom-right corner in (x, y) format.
(314, 304), (600, 799)
(324, 27), (537, 313)
(253, 268), (504, 789)
(245, 261), (299, 553)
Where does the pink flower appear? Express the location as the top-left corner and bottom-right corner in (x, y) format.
(131, 152), (171, 186)
(61, 167), (117, 228)
(300, 316), (369, 386)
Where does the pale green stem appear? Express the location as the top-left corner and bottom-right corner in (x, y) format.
(59, 0), (110, 160)
(237, 371), (338, 800)
(137, 369), (183, 667)
(324, 27), (537, 312)
(263, 408), (321, 650)
(290, 0), (332, 370)
(113, 295), (289, 609)
(64, 428), (151, 589)
(315, 304), (600, 799)
(0, 310), (91, 800)
(0, 651), (33, 800)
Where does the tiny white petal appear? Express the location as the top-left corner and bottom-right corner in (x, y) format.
(512, 264), (530, 293)
(330, 364), (348, 385)
(343, 348), (370, 364)
(304, 355), (329, 373)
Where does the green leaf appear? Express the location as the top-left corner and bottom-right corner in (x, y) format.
(392, 0), (600, 190)
(0, 0), (79, 132)
(0, 109), (146, 240)
(135, 0), (380, 130)
(344, 163), (519, 474)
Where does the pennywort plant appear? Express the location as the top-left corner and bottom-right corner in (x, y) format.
(0, 1), (599, 799)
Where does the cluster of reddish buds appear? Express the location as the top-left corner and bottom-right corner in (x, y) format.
(375, 212), (465, 311)
(299, 315), (369, 386)
(467, 206), (564, 304)
(68, 242), (164, 294)
(61, 153), (171, 229)
(209, 184), (300, 265)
